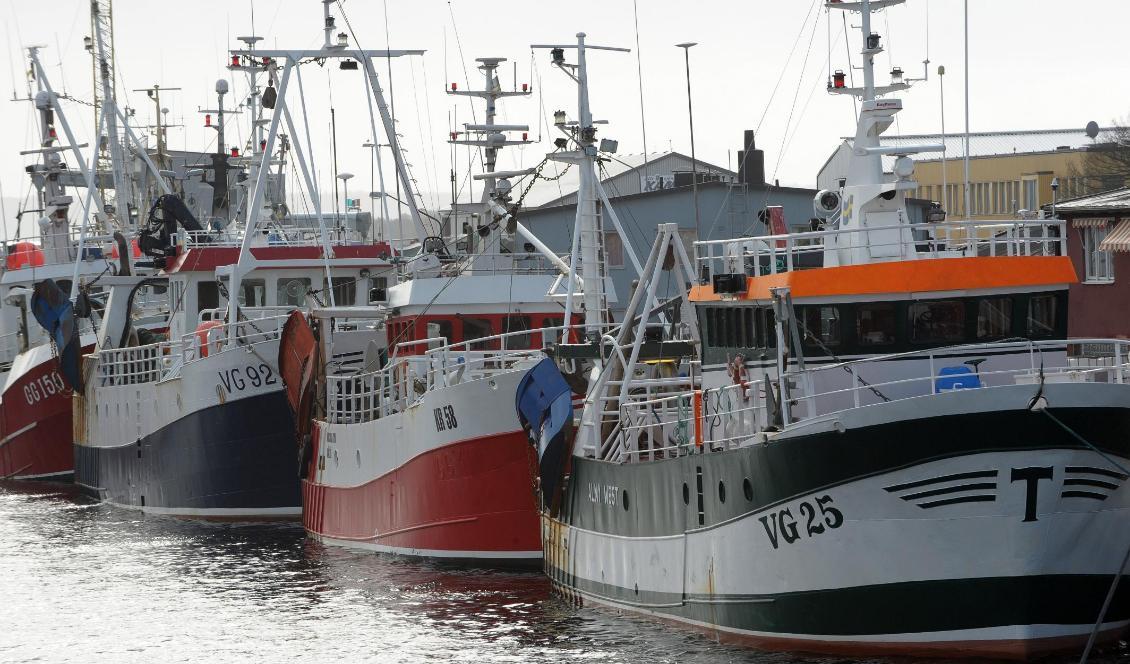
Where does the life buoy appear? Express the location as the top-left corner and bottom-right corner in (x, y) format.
(195, 320), (224, 358)
(728, 354), (750, 401)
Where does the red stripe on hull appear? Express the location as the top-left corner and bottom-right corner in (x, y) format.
(0, 356), (77, 479)
(303, 430), (540, 560)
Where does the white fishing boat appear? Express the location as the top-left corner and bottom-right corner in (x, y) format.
(527, 1), (1130, 658)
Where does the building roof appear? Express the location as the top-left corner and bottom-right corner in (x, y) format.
(1052, 187), (1130, 216)
(879, 127), (1113, 163)
(526, 150), (734, 208)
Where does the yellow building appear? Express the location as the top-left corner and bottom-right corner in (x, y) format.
(818, 128), (1124, 220)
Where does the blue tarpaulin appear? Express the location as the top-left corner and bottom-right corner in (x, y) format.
(516, 357), (574, 509)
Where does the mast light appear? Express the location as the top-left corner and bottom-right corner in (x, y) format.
(866, 33), (881, 50)
(522, 83), (528, 92)
(553, 110), (566, 127)
(451, 82), (457, 91)
(231, 147), (239, 157)
(833, 70), (846, 89)
(890, 66), (904, 85)
(550, 48), (565, 65)
(230, 55), (240, 67)
(337, 32), (349, 47)
(205, 114), (211, 127)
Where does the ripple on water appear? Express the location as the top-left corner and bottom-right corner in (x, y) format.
(0, 481), (1126, 663)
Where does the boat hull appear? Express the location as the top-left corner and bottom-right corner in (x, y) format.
(544, 383), (1130, 660)
(305, 366), (541, 565)
(75, 390), (301, 518)
(0, 342), (87, 480)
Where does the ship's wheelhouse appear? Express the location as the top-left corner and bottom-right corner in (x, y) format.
(699, 289), (1069, 365)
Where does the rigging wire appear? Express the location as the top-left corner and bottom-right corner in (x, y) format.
(417, 55), (443, 213)
(753, 0), (822, 136)
(762, 7), (823, 213)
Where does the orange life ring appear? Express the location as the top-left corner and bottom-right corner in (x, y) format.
(195, 320), (224, 357)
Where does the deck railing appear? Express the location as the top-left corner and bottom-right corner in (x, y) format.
(694, 219), (1065, 278)
(607, 337), (1130, 463)
(93, 311), (291, 386)
(324, 324), (580, 425)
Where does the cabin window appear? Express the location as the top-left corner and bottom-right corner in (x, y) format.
(1027, 295), (1058, 338)
(908, 300), (965, 344)
(324, 277), (357, 306)
(977, 297), (1012, 340)
(501, 315), (533, 349)
(237, 279), (266, 307)
(427, 319), (455, 347)
(856, 303), (896, 346)
(277, 278), (311, 307)
(463, 317), (496, 350)
(763, 308), (776, 347)
(800, 306), (841, 348)
(197, 281), (220, 313)
(368, 276), (389, 303)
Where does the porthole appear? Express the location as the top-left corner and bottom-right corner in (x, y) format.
(743, 478), (754, 501)
(682, 483), (690, 505)
(622, 489), (630, 511)
(718, 480), (727, 504)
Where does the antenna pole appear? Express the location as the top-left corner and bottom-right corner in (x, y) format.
(633, 0), (649, 181)
(962, 0), (971, 219)
(939, 65), (947, 212)
(677, 42), (699, 239)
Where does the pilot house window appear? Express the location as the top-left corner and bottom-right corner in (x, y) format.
(977, 297), (1012, 340)
(856, 303), (896, 346)
(800, 306), (841, 348)
(908, 300), (965, 344)
(1027, 295), (1058, 338)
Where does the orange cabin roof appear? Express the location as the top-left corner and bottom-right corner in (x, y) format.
(690, 255), (1077, 304)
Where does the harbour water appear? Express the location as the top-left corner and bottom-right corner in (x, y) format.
(1, 480), (1125, 664)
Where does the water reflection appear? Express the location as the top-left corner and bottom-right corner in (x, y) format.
(0, 481), (1124, 663)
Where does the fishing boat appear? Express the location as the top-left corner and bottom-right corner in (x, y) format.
(527, 1), (1130, 658)
(0, 44), (166, 481)
(71, 12), (398, 517)
(285, 33), (644, 563)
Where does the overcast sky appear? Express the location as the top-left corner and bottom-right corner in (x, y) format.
(2, 0), (1128, 239)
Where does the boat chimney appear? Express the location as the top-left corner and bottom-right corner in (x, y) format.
(736, 130), (765, 186)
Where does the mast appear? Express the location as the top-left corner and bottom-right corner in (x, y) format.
(821, 0), (941, 266)
(224, 1), (428, 327)
(89, 0), (132, 225)
(447, 57), (532, 254)
(532, 34), (629, 339)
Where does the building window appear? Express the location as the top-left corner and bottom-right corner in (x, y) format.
(1023, 179), (1038, 211)
(1082, 226), (1115, 283)
(603, 232), (625, 269)
(857, 303), (896, 346)
(908, 300), (965, 344)
(977, 297), (1012, 340)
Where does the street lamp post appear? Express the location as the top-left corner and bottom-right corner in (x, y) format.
(676, 42), (700, 239)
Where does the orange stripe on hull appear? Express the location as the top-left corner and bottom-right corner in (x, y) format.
(691, 255), (1077, 303)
